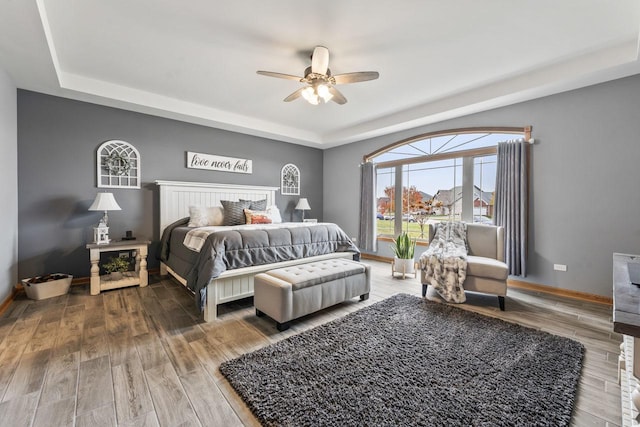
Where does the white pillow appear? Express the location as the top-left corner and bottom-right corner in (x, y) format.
(266, 205), (282, 223)
(188, 206), (224, 227)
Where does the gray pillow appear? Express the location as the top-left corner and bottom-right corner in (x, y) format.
(221, 200), (251, 226)
(240, 199), (267, 211)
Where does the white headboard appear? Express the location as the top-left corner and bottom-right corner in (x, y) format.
(156, 180), (279, 234)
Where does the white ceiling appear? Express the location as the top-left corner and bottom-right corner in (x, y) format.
(1, 0), (639, 149)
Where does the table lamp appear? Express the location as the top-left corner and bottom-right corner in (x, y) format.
(88, 192), (121, 244)
(295, 198), (311, 222)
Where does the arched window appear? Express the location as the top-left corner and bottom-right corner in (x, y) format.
(97, 140), (141, 189)
(281, 163), (300, 195)
(365, 127), (531, 239)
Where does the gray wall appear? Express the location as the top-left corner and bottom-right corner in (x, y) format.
(324, 73), (640, 298)
(0, 67), (17, 299)
(18, 91), (323, 279)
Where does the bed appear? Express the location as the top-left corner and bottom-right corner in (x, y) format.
(156, 180), (359, 321)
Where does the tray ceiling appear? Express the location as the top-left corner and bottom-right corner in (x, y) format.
(1, 0), (639, 148)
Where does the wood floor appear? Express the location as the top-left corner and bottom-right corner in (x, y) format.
(0, 260), (622, 426)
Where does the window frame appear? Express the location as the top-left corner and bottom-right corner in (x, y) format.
(367, 126), (531, 239)
(280, 163), (300, 195)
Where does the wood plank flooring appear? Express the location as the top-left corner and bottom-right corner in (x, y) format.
(0, 260), (622, 426)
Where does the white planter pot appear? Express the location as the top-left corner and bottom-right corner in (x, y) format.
(393, 257), (416, 278)
(22, 273), (72, 300)
(109, 271), (124, 280)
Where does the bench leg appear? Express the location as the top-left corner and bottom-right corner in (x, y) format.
(422, 284), (428, 297)
(255, 308), (288, 331)
(498, 296), (505, 311)
(360, 293), (369, 301)
(276, 321), (290, 332)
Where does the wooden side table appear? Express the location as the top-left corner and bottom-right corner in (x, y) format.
(86, 239), (150, 295)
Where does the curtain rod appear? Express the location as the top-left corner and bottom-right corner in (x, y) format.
(505, 138), (535, 144)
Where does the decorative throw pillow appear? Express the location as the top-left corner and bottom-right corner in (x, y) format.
(244, 209), (273, 224)
(221, 200), (251, 226)
(188, 206), (224, 227)
(240, 199), (267, 211)
(266, 205), (282, 223)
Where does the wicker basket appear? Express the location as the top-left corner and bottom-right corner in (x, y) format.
(22, 274), (72, 300)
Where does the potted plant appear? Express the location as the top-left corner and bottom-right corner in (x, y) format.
(391, 232), (417, 278)
(102, 256), (130, 280)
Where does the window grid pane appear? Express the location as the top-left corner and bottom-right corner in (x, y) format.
(473, 155), (497, 223)
(375, 167), (395, 237)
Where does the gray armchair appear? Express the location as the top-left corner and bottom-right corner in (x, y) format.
(421, 223), (509, 310)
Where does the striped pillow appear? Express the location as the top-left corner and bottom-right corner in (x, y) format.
(221, 200), (251, 226)
(240, 199), (267, 211)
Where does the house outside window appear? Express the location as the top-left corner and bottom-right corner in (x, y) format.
(366, 128), (527, 240)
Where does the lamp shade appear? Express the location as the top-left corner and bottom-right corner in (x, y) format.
(88, 193), (121, 211)
(295, 198), (311, 210)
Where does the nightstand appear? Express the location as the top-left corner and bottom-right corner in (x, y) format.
(86, 239), (150, 295)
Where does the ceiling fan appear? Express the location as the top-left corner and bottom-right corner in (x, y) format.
(257, 46), (379, 105)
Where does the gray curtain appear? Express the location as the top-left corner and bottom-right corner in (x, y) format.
(494, 141), (528, 276)
(358, 162), (377, 252)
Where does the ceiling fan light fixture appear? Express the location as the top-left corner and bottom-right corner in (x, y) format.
(301, 84), (332, 105)
(317, 84), (333, 103)
(257, 46), (379, 105)
(302, 86), (319, 105)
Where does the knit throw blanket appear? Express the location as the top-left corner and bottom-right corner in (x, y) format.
(419, 221), (468, 303)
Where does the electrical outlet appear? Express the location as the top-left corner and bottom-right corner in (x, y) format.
(351, 237), (358, 244)
(553, 264), (567, 272)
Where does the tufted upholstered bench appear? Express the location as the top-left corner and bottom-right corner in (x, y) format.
(254, 259), (371, 331)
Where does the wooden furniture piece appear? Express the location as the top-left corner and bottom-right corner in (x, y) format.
(613, 252), (640, 425)
(391, 258), (418, 279)
(155, 180), (355, 322)
(86, 239), (150, 295)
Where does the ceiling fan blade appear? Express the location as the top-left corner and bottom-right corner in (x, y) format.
(328, 86), (347, 105)
(311, 46), (329, 75)
(257, 71), (303, 81)
(333, 71), (380, 85)
(283, 87), (305, 102)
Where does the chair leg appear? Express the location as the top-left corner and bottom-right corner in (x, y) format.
(422, 284), (428, 297)
(498, 296), (505, 311)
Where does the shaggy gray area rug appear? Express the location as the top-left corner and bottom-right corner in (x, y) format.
(220, 293), (584, 426)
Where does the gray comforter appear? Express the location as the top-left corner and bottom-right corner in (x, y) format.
(159, 220), (359, 309)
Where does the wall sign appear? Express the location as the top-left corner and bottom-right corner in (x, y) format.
(187, 151), (252, 174)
